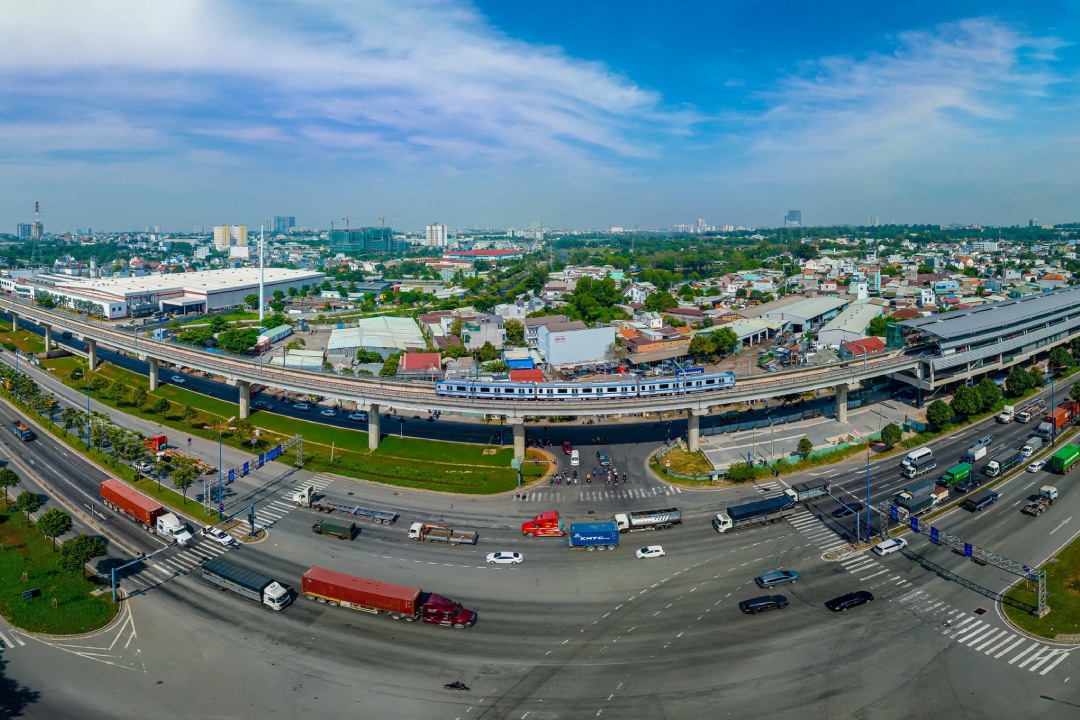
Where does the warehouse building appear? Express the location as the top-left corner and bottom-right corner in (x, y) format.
(536, 321), (616, 368)
(816, 301), (885, 347)
(25, 268), (325, 320)
(325, 316), (427, 361)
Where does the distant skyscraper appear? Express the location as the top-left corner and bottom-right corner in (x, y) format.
(867, 216), (880, 227)
(784, 210), (802, 228)
(16, 223), (33, 239)
(328, 227), (402, 254)
(426, 223), (448, 247)
(31, 221), (44, 238)
(272, 216), (296, 234)
(213, 225), (248, 249)
(1028, 218), (1039, 228)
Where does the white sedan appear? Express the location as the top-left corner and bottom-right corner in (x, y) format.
(170, 375), (186, 384)
(486, 552), (523, 565)
(133, 461), (153, 474)
(1027, 460), (1045, 473)
(636, 545), (666, 559)
(203, 526), (237, 547)
(320, 408), (337, 417)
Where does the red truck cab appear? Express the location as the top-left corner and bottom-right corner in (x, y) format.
(521, 510), (565, 537)
(420, 593), (477, 627)
(145, 434), (168, 452)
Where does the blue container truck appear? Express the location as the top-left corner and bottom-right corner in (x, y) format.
(567, 521), (620, 551)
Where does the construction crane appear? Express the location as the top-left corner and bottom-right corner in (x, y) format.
(342, 216), (351, 230)
(378, 214), (399, 227)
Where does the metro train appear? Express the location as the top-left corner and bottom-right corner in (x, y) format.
(434, 372), (737, 400)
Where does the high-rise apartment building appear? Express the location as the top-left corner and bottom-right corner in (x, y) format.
(213, 225), (248, 249)
(328, 227), (402, 255)
(867, 216), (880, 227)
(425, 223), (448, 247)
(784, 210), (802, 228)
(272, 216), (296, 234)
(16, 223), (33, 239)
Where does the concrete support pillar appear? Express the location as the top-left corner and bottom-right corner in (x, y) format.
(368, 403), (381, 451)
(836, 383), (848, 424)
(687, 407), (705, 452)
(147, 357), (159, 391)
(87, 338), (98, 372)
(509, 417), (526, 462)
(43, 324), (52, 353)
(237, 380), (250, 419)
(9, 311), (18, 333)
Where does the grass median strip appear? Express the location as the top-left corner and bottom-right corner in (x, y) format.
(0, 502), (118, 634)
(1003, 535), (1080, 640)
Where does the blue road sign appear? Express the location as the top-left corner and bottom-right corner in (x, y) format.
(930, 527), (939, 543)
(910, 517), (920, 533)
(965, 543), (973, 557)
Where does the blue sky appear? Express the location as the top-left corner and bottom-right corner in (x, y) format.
(2, 1), (1078, 232)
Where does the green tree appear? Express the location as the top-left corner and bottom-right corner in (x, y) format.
(725, 462), (759, 482)
(1070, 383), (1080, 404)
(880, 423), (903, 449)
(130, 387), (148, 408)
(1028, 365), (1044, 388)
(796, 437), (814, 456)
(59, 534), (108, 577)
(477, 341), (500, 362)
(926, 400), (954, 429)
(975, 377), (1003, 412)
(37, 507), (73, 550)
(106, 379), (126, 404)
(689, 333), (715, 359)
(88, 375), (108, 393)
(170, 457), (200, 504)
(710, 327), (739, 355)
(442, 343), (468, 359)
(60, 406), (78, 430)
(216, 327), (260, 353)
(152, 397), (171, 417)
(1050, 345), (1073, 372)
(867, 316), (888, 337)
(1005, 366), (1034, 398)
(14, 490), (41, 525)
(950, 385), (982, 418)
(503, 319), (525, 345)
(379, 352), (401, 377)
(273, 290), (285, 301)
(644, 291), (677, 312)
(0, 467), (20, 502)
(181, 405), (198, 423)
(244, 293), (260, 310)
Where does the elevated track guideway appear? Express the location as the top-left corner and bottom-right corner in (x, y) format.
(0, 295), (920, 455)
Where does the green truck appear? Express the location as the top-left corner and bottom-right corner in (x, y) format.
(940, 463), (973, 487)
(312, 519), (357, 540)
(1048, 445), (1080, 474)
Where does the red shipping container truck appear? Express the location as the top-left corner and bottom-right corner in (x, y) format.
(100, 479), (165, 528)
(300, 566), (476, 628)
(521, 510), (565, 537)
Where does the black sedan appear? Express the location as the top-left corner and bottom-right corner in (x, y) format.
(832, 502), (864, 518)
(825, 591), (874, 612)
(738, 595), (789, 615)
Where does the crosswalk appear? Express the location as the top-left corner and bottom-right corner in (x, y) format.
(515, 485), (683, 502)
(786, 508), (850, 553)
(125, 474), (338, 592)
(829, 547), (1072, 677)
(0, 625), (26, 652)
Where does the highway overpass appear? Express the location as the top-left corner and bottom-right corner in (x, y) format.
(0, 295), (925, 457)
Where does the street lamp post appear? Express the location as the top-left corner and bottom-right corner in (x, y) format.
(85, 380), (92, 450)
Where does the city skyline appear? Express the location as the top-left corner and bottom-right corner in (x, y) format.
(2, 1), (1079, 232)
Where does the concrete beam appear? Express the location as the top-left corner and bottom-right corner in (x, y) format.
(147, 357), (159, 391)
(43, 324), (52, 353)
(368, 403), (381, 451)
(237, 380), (250, 419)
(509, 417), (526, 461)
(87, 338), (97, 372)
(835, 383), (848, 424)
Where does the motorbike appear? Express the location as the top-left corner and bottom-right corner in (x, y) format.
(444, 681), (470, 691)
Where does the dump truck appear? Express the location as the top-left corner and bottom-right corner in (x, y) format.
(407, 522), (478, 545)
(300, 566), (477, 628)
(901, 457), (938, 479)
(521, 510), (565, 537)
(1048, 445), (1080, 474)
(290, 485), (398, 525)
(712, 495), (796, 534)
(784, 479), (831, 503)
(939, 463), (973, 488)
(202, 556), (290, 611)
(9, 420), (34, 441)
(1023, 486), (1058, 516)
(613, 508), (681, 533)
(312, 519), (356, 540)
(984, 448), (1024, 477)
(567, 521), (620, 550)
(99, 478), (166, 532)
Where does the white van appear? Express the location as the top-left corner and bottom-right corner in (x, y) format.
(901, 447), (933, 469)
(570, 449), (580, 466)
